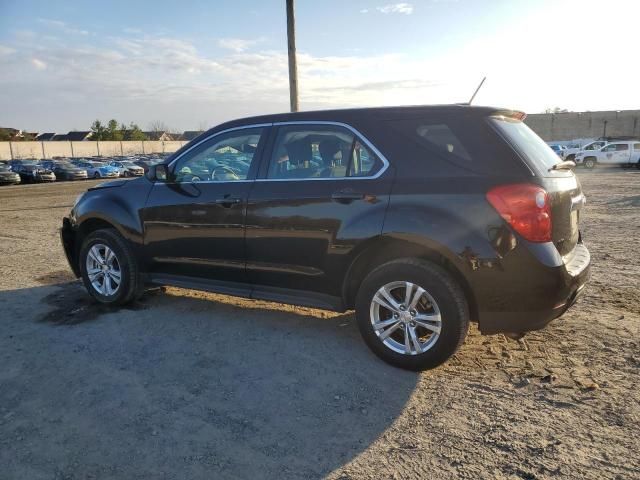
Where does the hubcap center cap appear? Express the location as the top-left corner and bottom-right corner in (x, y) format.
(400, 311), (412, 323)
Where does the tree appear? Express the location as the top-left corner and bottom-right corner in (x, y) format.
(544, 107), (569, 114)
(148, 120), (169, 134)
(90, 120), (106, 140)
(106, 119), (122, 141)
(128, 123), (147, 141)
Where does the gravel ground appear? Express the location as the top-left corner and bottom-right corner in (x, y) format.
(0, 170), (638, 480)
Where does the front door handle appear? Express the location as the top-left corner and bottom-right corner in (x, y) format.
(214, 196), (242, 207)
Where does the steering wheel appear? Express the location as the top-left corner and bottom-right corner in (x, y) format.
(211, 166), (240, 181)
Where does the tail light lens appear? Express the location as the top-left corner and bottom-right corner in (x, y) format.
(486, 183), (552, 242)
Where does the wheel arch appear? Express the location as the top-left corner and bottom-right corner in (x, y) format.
(342, 236), (478, 323)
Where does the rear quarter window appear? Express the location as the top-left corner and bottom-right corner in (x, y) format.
(383, 114), (526, 176)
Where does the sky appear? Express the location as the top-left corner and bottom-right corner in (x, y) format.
(1, 0), (639, 132)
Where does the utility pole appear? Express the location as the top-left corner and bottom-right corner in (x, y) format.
(286, 0), (299, 112)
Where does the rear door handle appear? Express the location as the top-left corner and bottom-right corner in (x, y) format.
(331, 190), (365, 202)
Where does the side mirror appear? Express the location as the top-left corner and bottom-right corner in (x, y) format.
(146, 164), (169, 182)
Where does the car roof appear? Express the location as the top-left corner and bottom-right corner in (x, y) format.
(210, 104), (518, 131)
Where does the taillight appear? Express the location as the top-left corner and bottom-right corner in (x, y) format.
(486, 183), (552, 243)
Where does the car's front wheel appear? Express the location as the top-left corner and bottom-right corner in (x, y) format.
(584, 158), (596, 169)
(79, 228), (141, 305)
(93, 171), (100, 179)
(355, 258), (469, 371)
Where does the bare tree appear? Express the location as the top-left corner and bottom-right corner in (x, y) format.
(148, 121), (170, 133)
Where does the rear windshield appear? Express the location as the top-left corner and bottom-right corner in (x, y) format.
(490, 116), (561, 171)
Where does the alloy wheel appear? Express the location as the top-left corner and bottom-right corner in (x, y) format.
(369, 281), (442, 355)
(85, 243), (122, 296)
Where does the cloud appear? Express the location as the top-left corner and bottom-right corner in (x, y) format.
(0, 45), (16, 56)
(376, 3), (414, 14)
(217, 37), (264, 53)
(37, 18), (89, 35)
(360, 9), (369, 13)
(31, 58), (46, 70)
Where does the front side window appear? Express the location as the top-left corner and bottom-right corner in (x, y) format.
(602, 144), (617, 152)
(267, 125), (381, 180)
(172, 128), (263, 182)
(634, 144), (640, 151)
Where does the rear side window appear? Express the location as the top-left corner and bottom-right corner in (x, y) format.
(390, 120), (473, 163)
(603, 143), (629, 152)
(267, 124), (382, 180)
(490, 116), (561, 171)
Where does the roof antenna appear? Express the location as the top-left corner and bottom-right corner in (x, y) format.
(468, 76), (486, 105)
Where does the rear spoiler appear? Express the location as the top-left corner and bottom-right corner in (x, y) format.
(490, 109), (527, 121)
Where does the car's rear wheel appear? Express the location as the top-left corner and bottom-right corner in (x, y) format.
(584, 158), (596, 169)
(79, 228), (141, 305)
(355, 258), (469, 371)
(93, 171), (100, 179)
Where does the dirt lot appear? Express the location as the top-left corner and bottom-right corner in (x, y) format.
(0, 171), (638, 480)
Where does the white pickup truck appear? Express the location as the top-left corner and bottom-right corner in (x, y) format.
(574, 141), (640, 169)
(564, 140), (607, 161)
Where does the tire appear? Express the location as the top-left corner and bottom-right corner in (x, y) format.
(93, 171), (100, 179)
(79, 228), (141, 305)
(566, 154), (575, 161)
(636, 161), (640, 170)
(355, 258), (469, 371)
(123, 171), (129, 177)
(584, 158), (596, 169)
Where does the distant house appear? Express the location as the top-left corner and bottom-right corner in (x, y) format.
(52, 134), (69, 141)
(66, 131), (93, 141)
(181, 131), (204, 141)
(36, 132), (56, 141)
(143, 131), (175, 141)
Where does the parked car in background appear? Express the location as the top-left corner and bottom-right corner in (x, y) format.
(11, 160), (56, 183)
(61, 105), (591, 371)
(109, 160), (145, 177)
(75, 160), (120, 179)
(43, 161), (89, 180)
(0, 163), (21, 185)
(548, 144), (566, 158)
(575, 141), (640, 169)
(133, 158), (163, 173)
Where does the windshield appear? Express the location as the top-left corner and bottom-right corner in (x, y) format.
(491, 116), (563, 171)
(121, 162), (135, 167)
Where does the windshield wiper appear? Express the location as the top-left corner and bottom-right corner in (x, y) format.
(548, 160), (576, 172)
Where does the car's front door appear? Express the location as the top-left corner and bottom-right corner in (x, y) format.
(142, 126), (268, 285)
(245, 122), (392, 305)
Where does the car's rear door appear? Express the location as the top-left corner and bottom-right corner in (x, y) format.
(141, 126), (269, 285)
(600, 143), (628, 164)
(244, 122), (393, 306)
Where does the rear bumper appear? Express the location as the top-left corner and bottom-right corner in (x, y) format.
(60, 217), (80, 277)
(477, 242), (591, 335)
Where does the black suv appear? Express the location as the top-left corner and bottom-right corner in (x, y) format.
(61, 105), (590, 370)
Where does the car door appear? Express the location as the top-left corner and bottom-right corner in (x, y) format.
(601, 143), (628, 164)
(141, 126), (268, 286)
(245, 122), (393, 305)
